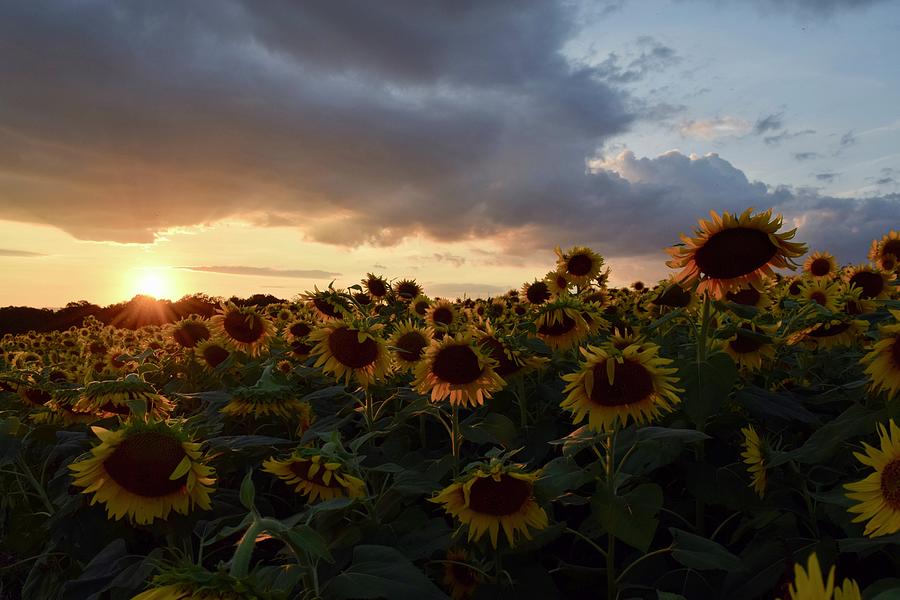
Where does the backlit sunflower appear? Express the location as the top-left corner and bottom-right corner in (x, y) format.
(69, 420), (215, 524)
(442, 548), (482, 600)
(222, 385), (313, 421)
(721, 323), (777, 371)
(413, 333), (505, 407)
(476, 323), (548, 381)
(283, 316), (315, 344)
(388, 321), (433, 370)
(860, 310), (900, 400)
(262, 448), (365, 502)
(788, 318), (868, 350)
(740, 425), (767, 498)
(869, 231), (900, 273)
(303, 286), (352, 321)
(561, 342), (681, 431)
(533, 296), (591, 351)
(73, 376), (174, 419)
(309, 321), (391, 388)
(651, 281), (694, 309)
(845, 264), (893, 300)
(803, 251), (838, 279)
(779, 553), (861, 600)
(724, 281), (772, 311)
(362, 273), (390, 300)
(393, 278), (423, 302)
(555, 245), (605, 287)
(410, 294), (432, 318)
(666, 208), (807, 298)
(798, 278), (841, 312)
(210, 303), (273, 357)
(545, 270), (571, 296)
(194, 340), (231, 371)
(428, 299), (459, 331)
(168, 317), (212, 349)
(845, 419), (900, 537)
(521, 279), (552, 306)
(430, 461), (548, 549)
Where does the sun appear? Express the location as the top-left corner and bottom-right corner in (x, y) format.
(132, 269), (172, 299)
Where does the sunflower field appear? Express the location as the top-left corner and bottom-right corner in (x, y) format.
(2, 210), (900, 600)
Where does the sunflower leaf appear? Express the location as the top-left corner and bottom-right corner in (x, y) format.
(326, 544), (448, 600)
(169, 454), (192, 480)
(239, 470), (256, 511)
(670, 527), (743, 571)
(591, 483), (663, 553)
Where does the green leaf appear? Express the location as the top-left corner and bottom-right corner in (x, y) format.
(283, 525), (333, 563)
(459, 412), (517, 447)
(680, 352), (738, 426)
(239, 470), (255, 510)
(670, 527), (743, 571)
(327, 544), (449, 600)
(838, 533), (900, 553)
(591, 483), (663, 552)
(793, 403), (881, 464)
(867, 580), (900, 600)
(534, 456), (594, 501)
(206, 435), (295, 450)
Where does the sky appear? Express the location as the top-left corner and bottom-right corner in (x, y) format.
(1, 0), (898, 308)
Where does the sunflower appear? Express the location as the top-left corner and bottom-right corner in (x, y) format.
(803, 251), (838, 279)
(533, 296), (591, 351)
(388, 321), (433, 370)
(431, 461), (547, 549)
(309, 321), (391, 388)
(69, 420), (215, 525)
(363, 273), (390, 300)
(740, 425), (767, 498)
(845, 419), (900, 537)
(779, 553), (861, 600)
(869, 231), (900, 273)
(560, 342), (681, 431)
(222, 385), (313, 421)
(282, 316), (315, 344)
(845, 264), (893, 300)
(521, 279), (552, 306)
(132, 564), (279, 600)
(721, 324), (777, 371)
(788, 318), (868, 350)
(413, 333), (505, 408)
(860, 311), (900, 400)
(393, 278), (423, 302)
(428, 300), (459, 331)
(666, 208), (807, 298)
(475, 323), (548, 381)
(194, 340), (231, 371)
(798, 278), (841, 312)
(651, 281), (694, 309)
(73, 376), (174, 419)
(545, 270), (571, 296)
(303, 286), (352, 321)
(168, 317), (212, 349)
(442, 548), (482, 600)
(210, 303), (273, 357)
(555, 245), (605, 287)
(409, 294), (432, 318)
(262, 448), (365, 502)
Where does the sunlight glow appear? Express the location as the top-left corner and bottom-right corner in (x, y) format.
(132, 270), (172, 300)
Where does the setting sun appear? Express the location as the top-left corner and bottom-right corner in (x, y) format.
(132, 269), (172, 299)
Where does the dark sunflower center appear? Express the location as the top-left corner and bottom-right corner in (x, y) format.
(809, 322), (851, 338)
(367, 279), (387, 297)
(849, 270), (884, 299)
(810, 258), (831, 276)
(883, 239), (900, 260)
(526, 281), (550, 304)
(653, 285), (691, 307)
(567, 254), (593, 277)
(397, 283), (419, 299)
(395, 331), (428, 362)
(809, 291), (827, 306)
(432, 307), (454, 326)
(467, 474), (532, 516)
(726, 287), (761, 306)
(788, 280), (803, 295)
(290, 340), (314, 356)
(289, 459), (342, 488)
(89, 342), (107, 355)
(313, 298), (341, 318)
(22, 388), (51, 406)
(481, 337), (520, 377)
(414, 301), (430, 316)
(880, 459), (900, 509)
(353, 292), (372, 306)
(202, 344), (230, 367)
(538, 314), (577, 337)
(173, 322), (210, 348)
(290, 322), (312, 337)
(693, 227), (778, 279)
(633, 281), (645, 291)
(447, 561), (478, 587)
(103, 432), (188, 497)
(729, 331), (763, 354)
(555, 275), (568, 288)
(223, 311), (265, 343)
(589, 359), (654, 407)
(328, 327), (378, 368)
(432, 344), (482, 384)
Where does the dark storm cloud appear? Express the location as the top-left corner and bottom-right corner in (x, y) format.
(0, 249), (45, 257)
(753, 112), (784, 135)
(177, 266), (341, 279)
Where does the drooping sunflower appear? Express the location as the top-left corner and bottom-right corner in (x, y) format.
(168, 317), (212, 349)
(132, 563), (280, 600)
(860, 310), (900, 400)
(309, 321), (391, 388)
(555, 245), (605, 287)
(666, 208), (807, 298)
(869, 230), (900, 273)
(413, 332), (505, 407)
(210, 303), (274, 357)
(533, 296), (591, 351)
(69, 420), (215, 525)
(194, 340), (231, 371)
(428, 299), (459, 331)
(521, 279), (552, 306)
(73, 375), (174, 419)
(442, 548), (482, 600)
(779, 552), (861, 600)
(388, 321), (433, 371)
(362, 273), (390, 301)
(798, 278), (841, 312)
(845, 264), (893, 300)
(222, 385), (313, 421)
(724, 281), (772, 311)
(844, 419), (900, 537)
(740, 425), (767, 498)
(803, 251), (838, 279)
(393, 278), (423, 302)
(430, 461), (548, 549)
(262, 448), (365, 502)
(788, 318), (868, 350)
(475, 323), (548, 381)
(651, 280), (694, 309)
(303, 286), (353, 321)
(560, 342), (682, 431)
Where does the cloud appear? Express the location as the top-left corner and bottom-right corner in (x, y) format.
(793, 152), (820, 161)
(426, 282), (511, 299)
(592, 36), (683, 85)
(684, 0), (890, 18)
(177, 266), (340, 278)
(753, 112), (784, 135)
(763, 128), (815, 146)
(814, 172), (838, 183)
(679, 116), (751, 139)
(835, 129), (858, 154)
(0, 248), (45, 257)
(875, 177), (897, 186)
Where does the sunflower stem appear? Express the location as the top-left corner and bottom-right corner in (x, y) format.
(363, 389), (375, 431)
(229, 519), (265, 579)
(451, 404), (461, 476)
(605, 430), (618, 600)
(16, 455), (53, 515)
(515, 379), (529, 429)
(694, 291), (712, 536)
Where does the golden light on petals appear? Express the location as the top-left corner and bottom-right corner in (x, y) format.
(263, 450), (365, 503)
(803, 251), (838, 279)
(209, 302), (273, 357)
(309, 322), (392, 388)
(778, 553), (861, 600)
(844, 419), (900, 537)
(860, 313), (900, 400)
(740, 425), (767, 498)
(554, 245), (605, 287)
(413, 333), (505, 408)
